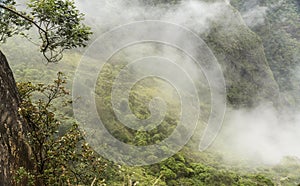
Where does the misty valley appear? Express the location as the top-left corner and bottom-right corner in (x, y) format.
(1, 0), (300, 185)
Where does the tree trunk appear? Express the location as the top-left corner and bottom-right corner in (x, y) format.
(0, 50), (33, 185)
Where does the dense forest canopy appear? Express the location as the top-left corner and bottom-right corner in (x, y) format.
(0, 0), (300, 185)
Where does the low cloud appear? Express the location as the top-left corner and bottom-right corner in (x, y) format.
(215, 104), (300, 164)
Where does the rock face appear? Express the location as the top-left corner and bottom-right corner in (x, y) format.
(0, 50), (32, 185)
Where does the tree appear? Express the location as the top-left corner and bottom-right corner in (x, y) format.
(16, 73), (107, 185)
(0, 0), (91, 185)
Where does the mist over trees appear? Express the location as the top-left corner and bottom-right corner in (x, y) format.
(1, 0), (300, 185)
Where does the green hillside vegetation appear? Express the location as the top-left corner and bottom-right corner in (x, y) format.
(1, 0), (300, 185)
(231, 0), (300, 108)
(15, 73), (277, 185)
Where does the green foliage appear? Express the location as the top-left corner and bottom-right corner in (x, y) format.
(147, 153), (275, 186)
(27, 0), (92, 62)
(4, 1), (300, 185)
(7, 42), (281, 186)
(258, 0), (300, 95)
(231, 0), (300, 108)
(16, 73), (108, 185)
(0, 0), (31, 42)
(203, 0), (285, 108)
(0, 0), (92, 62)
(15, 167), (35, 186)
(95, 63), (181, 147)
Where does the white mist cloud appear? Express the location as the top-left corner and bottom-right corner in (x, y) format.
(9, 0), (300, 166)
(215, 104), (300, 164)
(242, 6), (268, 28)
(75, 0), (229, 35)
(75, 0), (300, 165)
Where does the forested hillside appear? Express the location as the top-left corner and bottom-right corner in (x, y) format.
(231, 0), (300, 109)
(1, 0), (300, 185)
